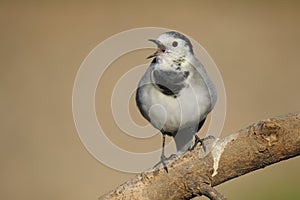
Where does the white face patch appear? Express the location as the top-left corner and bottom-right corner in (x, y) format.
(211, 133), (239, 177)
(156, 33), (193, 61)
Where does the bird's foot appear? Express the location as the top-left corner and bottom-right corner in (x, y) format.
(189, 135), (215, 152)
(153, 154), (178, 173)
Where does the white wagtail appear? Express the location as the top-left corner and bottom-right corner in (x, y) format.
(136, 31), (217, 171)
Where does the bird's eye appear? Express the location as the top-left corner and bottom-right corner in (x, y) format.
(172, 41), (178, 47)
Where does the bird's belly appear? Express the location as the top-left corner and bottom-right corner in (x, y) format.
(139, 85), (210, 133)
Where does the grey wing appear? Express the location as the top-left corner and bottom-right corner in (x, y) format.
(151, 69), (189, 96)
(190, 57), (217, 110)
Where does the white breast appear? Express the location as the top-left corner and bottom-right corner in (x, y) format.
(138, 82), (210, 133)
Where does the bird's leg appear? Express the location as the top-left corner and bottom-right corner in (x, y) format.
(153, 134), (176, 172)
(189, 135), (203, 151)
(160, 134), (168, 172)
(189, 135), (215, 152)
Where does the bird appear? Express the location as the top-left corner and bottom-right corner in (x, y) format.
(136, 31), (217, 171)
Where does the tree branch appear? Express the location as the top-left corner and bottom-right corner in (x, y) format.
(99, 112), (300, 200)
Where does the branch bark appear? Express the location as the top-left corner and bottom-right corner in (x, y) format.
(99, 112), (300, 200)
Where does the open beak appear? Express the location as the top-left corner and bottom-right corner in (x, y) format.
(147, 39), (166, 59)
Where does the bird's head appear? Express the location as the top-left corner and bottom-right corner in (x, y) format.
(147, 31), (194, 60)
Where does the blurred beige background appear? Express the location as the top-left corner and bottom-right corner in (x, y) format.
(1, 1), (300, 200)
